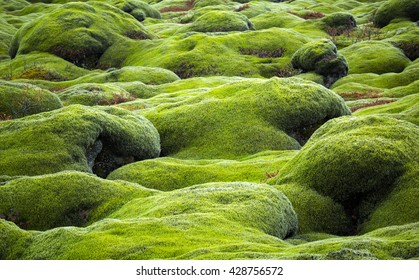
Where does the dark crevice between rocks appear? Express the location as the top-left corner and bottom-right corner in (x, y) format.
(287, 120), (327, 146)
(86, 137), (136, 178)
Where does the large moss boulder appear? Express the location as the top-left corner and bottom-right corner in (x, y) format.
(143, 77), (350, 159)
(0, 105), (160, 177)
(9, 2), (154, 69)
(291, 39), (348, 87)
(0, 81), (62, 119)
(107, 0), (161, 21)
(373, 0), (419, 28)
(340, 41), (411, 74)
(1, 182), (298, 259)
(0, 171), (156, 230)
(191, 11), (255, 33)
(275, 116), (419, 233)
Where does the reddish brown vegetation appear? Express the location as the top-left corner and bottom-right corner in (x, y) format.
(160, 0), (195, 13)
(289, 11), (325, 20)
(340, 91), (383, 101)
(351, 100), (396, 112)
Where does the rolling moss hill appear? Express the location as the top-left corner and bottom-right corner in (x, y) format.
(0, 0), (418, 260)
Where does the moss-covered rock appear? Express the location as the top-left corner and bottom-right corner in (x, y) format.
(374, 0), (419, 28)
(0, 171), (157, 230)
(249, 11), (305, 30)
(107, 0), (161, 21)
(322, 12), (356, 32)
(340, 41), (411, 74)
(9, 2), (154, 69)
(190, 10), (255, 32)
(291, 39), (348, 87)
(143, 77), (350, 159)
(275, 115), (419, 233)
(0, 81), (62, 119)
(0, 105), (160, 177)
(107, 151), (297, 191)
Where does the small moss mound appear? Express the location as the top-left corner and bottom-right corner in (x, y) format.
(0, 105), (160, 177)
(9, 2), (154, 69)
(374, 0), (419, 28)
(108, 0), (161, 22)
(341, 41), (411, 74)
(276, 115), (419, 233)
(143, 77), (350, 159)
(0, 81), (62, 119)
(191, 11), (255, 33)
(322, 12), (356, 35)
(291, 39), (348, 87)
(0, 171), (156, 230)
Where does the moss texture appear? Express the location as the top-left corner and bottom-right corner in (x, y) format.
(107, 151), (297, 191)
(0, 80), (62, 118)
(0, 105), (160, 177)
(340, 41), (411, 74)
(9, 2), (154, 69)
(191, 11), (255, 32)
(143, 77), (350, 159)
(373, 0), (419, 27)
(0, 171), (156, 230)
(275, 115), (419, 234)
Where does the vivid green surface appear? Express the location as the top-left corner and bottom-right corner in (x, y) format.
(1, 0), (418, 260)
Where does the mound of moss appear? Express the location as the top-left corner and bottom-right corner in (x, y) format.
(374, 0), (419, 28)
(241, 11), (304, 30)
(0, 171), (157, 230)
(0, 105), (160, 177)
(143, 77), (350, 159)
(107, 151), (297, 191)
(56, 83), (133, 106)
(275, 115), (419, 233)
(340, 41), (411, 74)
(321, 12), (357, 35)
(190, 11), (255, 33)
(291, 39), (348, 87)
(9, 2), (153, 69)
(0, 81), (62, 118)
(107, 0), (161, 21)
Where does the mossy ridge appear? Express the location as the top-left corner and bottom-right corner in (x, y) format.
(107, 150), (297, 191)
(142, 77), (350, 159)
(189, 10), (254, 32)
(114, 28), (310, 79)
(0, 105), (160, 177)
(9, 1), (154, 69)
(0, 171), (157, 231)
(0, 80), (62, 119)
(354, 93), (419, 125)
(275, 115), (419, 234)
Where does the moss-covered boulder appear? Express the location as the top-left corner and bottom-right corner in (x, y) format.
(191, 11), (255, 33)
(374, 0), (419, 28)
(0, 81), (62, 119)
(275, 115), (419, 233)
(248, 11), (305, 30)
(108, 151), (297, 191)
(56, 83), (133, 106)
(143, 77), (350, 159)
(0, 171), (156, 230)
(1, 182), (298, 259)
(340, 41), (411, 74)
(0, 105), (160, 177)
(107, 0), (161, 21)
(322, 12), (357, 34)
(9, 2), (154, 69)
(291, 39), (348, 87)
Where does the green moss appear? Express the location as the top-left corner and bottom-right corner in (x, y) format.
(190, 11), (254, 33)
(0, 105), (160, 177)
(0, 80), (62, 118)
(291, 39), (348, 87)
(354, 93), (419, 125)
(107, 0), (161, 21)
(250, 11), (305, 30)
(0, 219), (32, 260)
(107, 151), (297, 191)
(0, 171), (157, 230)
(142, 77), (350, 159)
(276, 115), (419, 233)
(322, 12), (356, 32)
(373, 0), (419, 27)
(340, 41), (411, 74)
(9, 2), (154, 69)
